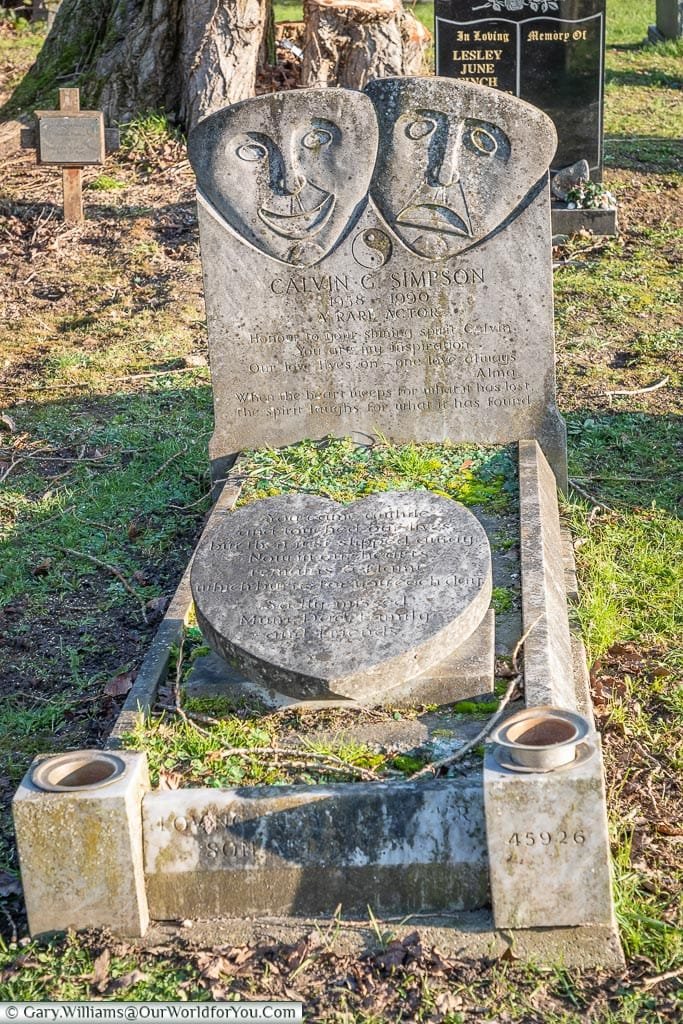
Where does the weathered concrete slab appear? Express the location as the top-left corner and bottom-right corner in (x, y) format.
(191, 491), (492, 702)
(13, 751), (149, 937)
(188, 80), (567, 485)
(142, 913), (625, 970)
(518, 440), (575, 709)
(143, 778), (488, 920)
(484, 738), (614, 929)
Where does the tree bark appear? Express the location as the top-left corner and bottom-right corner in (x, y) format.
(302, 0), (430, 90)
(11, 0), (271, 131)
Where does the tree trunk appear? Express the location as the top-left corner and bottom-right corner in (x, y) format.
(11, 0), (271, 131)
(302, 0), (430, 90)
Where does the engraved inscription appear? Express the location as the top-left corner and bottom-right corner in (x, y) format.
(232, 262), (534, 422)
(160, 812), (263, 865)
(190, 492), (493, 700)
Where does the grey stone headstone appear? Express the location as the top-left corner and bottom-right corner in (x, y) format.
(190, 491), (492, 702)
(655, 0), (683, 38)
(188, 79), (567, 487)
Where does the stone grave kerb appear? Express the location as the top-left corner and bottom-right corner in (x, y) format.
(188, 78), (568, 491)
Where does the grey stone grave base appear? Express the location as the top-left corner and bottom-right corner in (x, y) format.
(12, 442), (623, 967)
(185, 609), (495, 712)
(552, 203), (618, 239)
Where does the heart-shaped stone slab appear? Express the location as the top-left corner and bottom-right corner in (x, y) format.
(191, 492), (492, 702)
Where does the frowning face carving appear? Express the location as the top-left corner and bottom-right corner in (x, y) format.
(364, 78), (557, 260)
(188, 90), (379, 267)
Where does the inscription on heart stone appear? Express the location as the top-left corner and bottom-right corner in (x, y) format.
(191, 492), (492, 702)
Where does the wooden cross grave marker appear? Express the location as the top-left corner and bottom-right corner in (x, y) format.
(20, 88), (120, 224)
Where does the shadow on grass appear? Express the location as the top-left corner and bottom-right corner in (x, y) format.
(566, 409), (682, 514)
(4, 197), (197, 224)
(604, 135), (683, 172)
(606, 68), (683, 88)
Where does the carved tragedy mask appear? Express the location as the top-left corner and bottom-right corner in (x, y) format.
(364, 77), (557, 260)
(188, 90), (379, 268)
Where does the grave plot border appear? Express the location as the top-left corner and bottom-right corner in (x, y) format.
(13, 440), (623, 965)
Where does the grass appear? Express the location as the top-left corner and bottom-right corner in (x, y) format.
(0, 0), (681, 1018)
(566, 502), (682, 667)
(0, 388), (212, 607)
(123, 705), (407, 788)
(237, 438), (517, 512)
(274, 0), (434, 33)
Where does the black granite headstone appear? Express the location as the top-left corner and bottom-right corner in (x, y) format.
(435, 0), (606, 178)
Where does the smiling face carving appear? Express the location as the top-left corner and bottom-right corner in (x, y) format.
(364, 78), (557, 260)
(188, 91), (379, 267)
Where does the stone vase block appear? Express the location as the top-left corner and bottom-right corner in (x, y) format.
(484, 738), (614, 929)
(13, 750), (150, 937)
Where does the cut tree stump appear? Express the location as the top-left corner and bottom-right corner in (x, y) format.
(302, 0), (430, 89)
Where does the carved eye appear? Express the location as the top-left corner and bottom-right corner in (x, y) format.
(237, 142), (268, 162)
(468, 127), (498, 155)
(302, 128), (333, 150)
(405, 118), (436, 140)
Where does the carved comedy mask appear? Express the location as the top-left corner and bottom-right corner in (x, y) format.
(188, 90), (379, 268)
(364, 77), (557, 260)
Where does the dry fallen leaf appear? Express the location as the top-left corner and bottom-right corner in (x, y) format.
(0, 870), (22, 898)
(655, 822), (683, 837)
(104, 671), (135, 697)
(158, 770), (183, 791)
(145, 594), (170, 621)
(434, 991), (463, 1016)
(195, 952), (232, 980)
(108, 969), (147, 992)
(31, 558), (53, 577)
(90, 949), (111, 993)
(127, 519), (145, 540)
(0, 413), (17, 432)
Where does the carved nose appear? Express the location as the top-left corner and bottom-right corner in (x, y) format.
(279, 168), (305, 195)
(435, 132), (460, 187)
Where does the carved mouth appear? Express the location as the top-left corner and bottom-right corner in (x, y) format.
(396, 203), (472, 238)
(259, 191), (336, 240)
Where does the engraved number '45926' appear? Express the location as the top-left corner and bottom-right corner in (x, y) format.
(507, 830), (586, 846)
